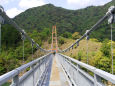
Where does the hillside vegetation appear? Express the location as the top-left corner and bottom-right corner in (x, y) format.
(59, 37), (115, 74)
(0, 24), (51, 75)
(13, 0), (115, 41)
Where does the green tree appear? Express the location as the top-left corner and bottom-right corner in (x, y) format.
(77, 51), (83, 61)
(1, 24), (21, 49)
(61, 32), (72, 38)
(100, 39), (111, 57)
(59, 37), (65, 45)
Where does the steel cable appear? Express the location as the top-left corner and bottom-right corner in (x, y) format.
(111, 24), (114, 74)
(86, 37), (89, 64)
(23, 39), (25, 65)
(0, 24), (1, 53)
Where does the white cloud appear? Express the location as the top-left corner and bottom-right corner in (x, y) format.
(0, 0), (14, 5)
(67, 0), (112, 9)
(19, 0), (45, 9)
(6, 8), (23, 18)
(0, 0), (9, 5)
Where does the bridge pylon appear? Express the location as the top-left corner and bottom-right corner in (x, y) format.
(51, 25), (58, 53)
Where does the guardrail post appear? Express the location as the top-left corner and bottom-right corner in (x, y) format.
(44, 57), (47, 70)
(94, 74), (102, 86)
(76, 64), (80, 85)
(38, 60), (41, 78)
(30, 64), (34, 70)
(10, 75), (19, 86)
(30, 64), (35, 86)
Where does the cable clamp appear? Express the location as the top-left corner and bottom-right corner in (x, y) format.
(76, 41), (79, 48)
(107, 6), (115, 24)
(85, 30), (90, 40)
(21, 33), (26, 40)
(31, 39), (35, 46)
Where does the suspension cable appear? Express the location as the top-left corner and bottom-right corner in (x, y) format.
(21, 34), (25, 65)
(22, 39), (25, 65)
(31, 42), (34, 60)
(111, 24), (113, 74)
(86, 40), (88, 64)
(108, 6), (115, 74)
(0, 16), (4, 54)
(0, 24), (1, 53)
(31, 42), (34, 86)
(86, 35), (89, 64)
(71, 46), (73, 56)
(86, 30), (89, 64)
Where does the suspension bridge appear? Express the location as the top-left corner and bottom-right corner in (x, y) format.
(0, 5), (115, 86)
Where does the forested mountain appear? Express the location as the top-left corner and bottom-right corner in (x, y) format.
(14, 0), (115, 41)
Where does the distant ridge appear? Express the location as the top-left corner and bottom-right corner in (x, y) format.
(14, 0), (115, 41)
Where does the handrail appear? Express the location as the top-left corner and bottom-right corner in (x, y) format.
(0, 53), (52, 85)
(58, 53), (115, 84)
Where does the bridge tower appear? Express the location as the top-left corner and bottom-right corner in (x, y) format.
(51, 25), (58, 53)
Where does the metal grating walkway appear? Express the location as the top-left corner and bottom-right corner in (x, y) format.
(49, 55), (70, 86)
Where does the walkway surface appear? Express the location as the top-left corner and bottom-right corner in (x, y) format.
(49, 55), (70, 86)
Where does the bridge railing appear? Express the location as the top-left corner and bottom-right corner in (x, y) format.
(57, 53), (115, 86)
(0, 53), (53, 86)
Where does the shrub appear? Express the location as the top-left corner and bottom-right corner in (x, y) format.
(77, 51), (83, 61)
(61, 32), (72, 38)
(72, 32), (81, 40)
(90, 38), (99, 42)
(100, 39), (111, 57)
(59, 37), (65, 45)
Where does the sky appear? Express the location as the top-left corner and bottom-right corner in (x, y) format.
(0, 0), (112, 18)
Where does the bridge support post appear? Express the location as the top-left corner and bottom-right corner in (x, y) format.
(38, 60), (42, 78)
(76, 65), (80, 85)
(10, 75), (19, 86)
(94, 74), (102, 86)
(30, 65), (35, 86)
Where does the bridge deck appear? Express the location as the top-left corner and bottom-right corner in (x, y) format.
(49, 55), (70, 86)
